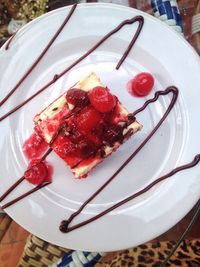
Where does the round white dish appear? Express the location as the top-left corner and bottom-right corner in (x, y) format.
(0, 3), (200, 252)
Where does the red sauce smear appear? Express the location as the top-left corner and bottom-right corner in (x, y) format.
(23, 132), (48, 160)
(0, 108), (79, 204)
(24, 159), (53, 185)
(22, 132), (52, 186)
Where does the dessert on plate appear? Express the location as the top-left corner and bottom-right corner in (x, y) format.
(34, 72), (142, 178)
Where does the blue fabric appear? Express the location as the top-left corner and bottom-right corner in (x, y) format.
(83, 251), (90, 257)
(151, 0), (183, 31)
(163, 1), (173, 19)
(157, 0), (166, 15)
(57, 251), (103, 267)
(84, 254), (103, 267)
(172, 6), (182, 27)
(57, 250), (73, 267)
(151, 0), (158, 12)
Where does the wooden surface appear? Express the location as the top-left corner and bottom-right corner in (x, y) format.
(0, 215), (29, 267)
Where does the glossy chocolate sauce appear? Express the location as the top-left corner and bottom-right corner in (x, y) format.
(0, 15), (144, 122)
(61, 154), (200, 233)
(59, 86), (179, 232)
(0, 4), (77, 109)
(0, 176), (25, 202)
(1, 182), (51, 209)
(0, 9), (145, 207)
(5, 31), (18, 50)
(0, 109), (78, 204)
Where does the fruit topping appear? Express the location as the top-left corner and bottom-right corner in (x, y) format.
(23, 132), (48, 160)
(78, 141), (97, 158)
(129, 72), (154, 97)
(88, 86), (116, 112)
(24, 159), (52, 185)
(66, 88), (89, 107)
(76, 106), (102, 133)
(57, 142), (76, 157)
(103, 124), (123, 146)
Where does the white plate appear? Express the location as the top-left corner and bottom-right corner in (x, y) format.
(0, 3), (200, 252)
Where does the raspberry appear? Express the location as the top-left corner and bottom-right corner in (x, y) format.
(76, 106), (102, 133)
(66, 88), (89, 107)
(130, 72), (154, 97)
(24, 160), (48, 185)
(88, 86), (116, 113)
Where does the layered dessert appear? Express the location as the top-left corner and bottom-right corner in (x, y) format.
(34, 72), (142, 178)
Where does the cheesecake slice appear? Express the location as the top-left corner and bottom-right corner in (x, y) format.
(34, 72), (142, 178)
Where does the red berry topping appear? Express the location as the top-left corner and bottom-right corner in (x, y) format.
(88, 86), (116, 113)
(103, 124), (123, 146)
(66, 88), (89, 107)
(87, 132), (102, 146)
(23, 132), (48, 160)
(129, 72), (154, 97)
(76, 106), (102, 132)
(78, 141), (96, 158)
(24, 160), (48, 185)
(71, 131), (85, 143)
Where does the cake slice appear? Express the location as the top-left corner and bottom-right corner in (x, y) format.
(34, 72), (142, 178)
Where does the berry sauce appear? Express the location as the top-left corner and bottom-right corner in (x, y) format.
(50, 87), (133, 173)
(23, 132), (53, 185)
(23, 132), (48, 160)
(24, 159), (53, 185)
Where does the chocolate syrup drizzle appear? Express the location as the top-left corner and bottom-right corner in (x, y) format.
(61, 154), (200, 233)
(0, 5), (198, 235)
(5, 31), (18, 50)
(0, 176), (24, 202)
(0, 14), (144, 122)
(0, 108), (78, 204)
(59, 86), (179, 232)
(0, 4), (77, 109)
(0, 7), (145, 209)
(1, 182), (51, 209)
